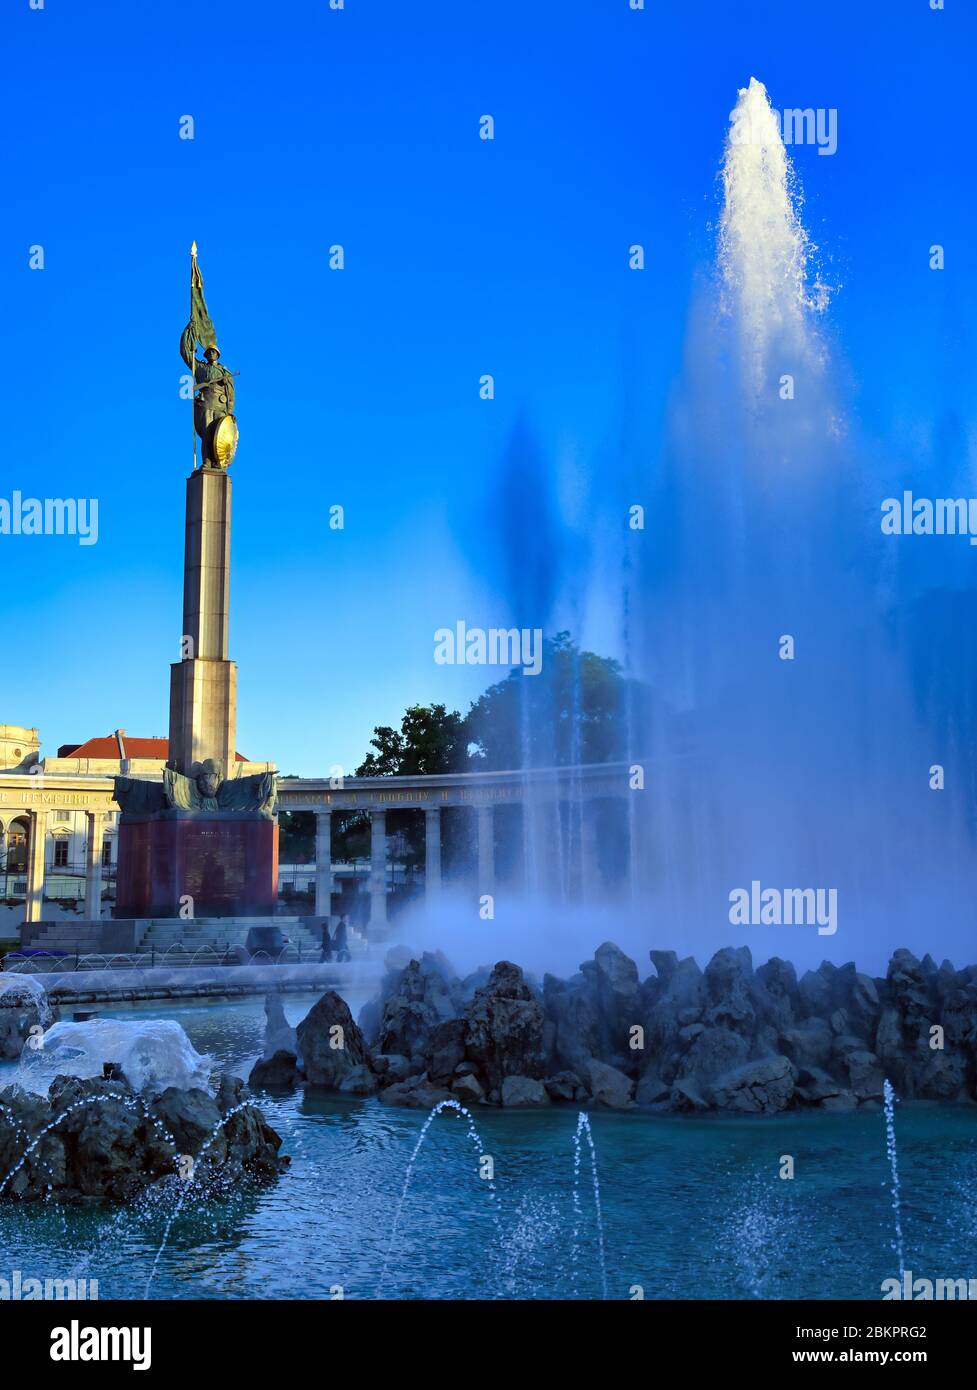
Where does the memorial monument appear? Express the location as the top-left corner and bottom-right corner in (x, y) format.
(113, 247), (279, 918)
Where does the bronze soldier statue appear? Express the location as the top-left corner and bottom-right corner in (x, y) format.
(180, 243), (239, 469)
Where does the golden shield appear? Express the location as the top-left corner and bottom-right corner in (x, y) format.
(213, 414), (239, 468)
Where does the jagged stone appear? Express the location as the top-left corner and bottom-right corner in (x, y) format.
(373, 1053), (410, 1081)
(669, 1078), (709, 1112)
(501, 1075), (550, 1107)
(543, 974), (600, 1074)
(678, 1025), (750, 1087)
(426, 1018), (467, 1086)
(593, 942), (640, 1065)
(710, 1055), (795, 1114)
(844, 1049), (884, 1100)
(248, 1049), (300, 1090)
(704, 947), (756, 1034)
(635, 1070), (670, 1106)
(375, 960), (455, 1063)
(296, 991), (371, 1088)
(261, 992), (298, 1061)
(544, 1071), (581, 1103)
(586, 1059), (634, 1109)
(465, 961), (547, 1092)
(795, 1066), (845, 1102)
(0, 1072), (285, 1202)
(780, 1018), (833, 1070)
(339, 1064), (379, 1096)
(378, 1075), (453, 1109)
(451, 1072), (485, 1105)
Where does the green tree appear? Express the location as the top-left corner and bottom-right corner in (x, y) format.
(465, 631), (635, 769)
(356, 704), (469, 776)
(347, 704), (469, 876)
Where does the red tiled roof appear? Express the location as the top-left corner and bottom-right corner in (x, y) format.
(66, 735), (247, 762)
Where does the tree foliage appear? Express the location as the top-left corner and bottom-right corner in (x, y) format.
(355, 704), (469, 777)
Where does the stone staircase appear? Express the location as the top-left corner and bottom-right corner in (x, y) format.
(137, 915), (326, 959)
(13, 915), (331, 969)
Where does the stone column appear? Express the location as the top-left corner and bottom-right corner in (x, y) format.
(84, 811), (105, 920)
(369, 810), (387, 927)
(424, 807), (442, 900)
(25, 809), (48, 924)
(168, 467), (237, 774)
(628, 792), (642, 903)
(476, 804), (495, 894)
(315, 810), (332, 918)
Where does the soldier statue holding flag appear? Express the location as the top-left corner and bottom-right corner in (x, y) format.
(180, 243), (239, 469)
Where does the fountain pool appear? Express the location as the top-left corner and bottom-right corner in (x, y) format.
(1, 994), (974, 1300)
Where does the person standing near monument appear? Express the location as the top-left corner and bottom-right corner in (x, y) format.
(319, 919), (333, 963)
(333, 913), (351, 962)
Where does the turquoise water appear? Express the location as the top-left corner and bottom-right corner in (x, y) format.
(1, 994), (975, 1300)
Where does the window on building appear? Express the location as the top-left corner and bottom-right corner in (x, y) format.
(56, 810), (71, 823)
(102, 839), (113, 867)
(53, 838), (69, 868)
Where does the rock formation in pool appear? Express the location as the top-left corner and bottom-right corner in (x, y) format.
(246, 942), (977, 1113)
(0, 1012), (289, 1201)
(0, 1071), (288, 1201)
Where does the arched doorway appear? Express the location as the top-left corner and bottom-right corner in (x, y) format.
(2, 815), (30, 902)
(6, 817), (29, 875)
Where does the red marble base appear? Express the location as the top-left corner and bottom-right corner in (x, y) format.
(115, 813), (279, 918)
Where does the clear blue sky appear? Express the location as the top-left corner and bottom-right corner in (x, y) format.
(1, 0), (974, 774)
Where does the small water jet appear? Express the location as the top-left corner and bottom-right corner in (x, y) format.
(143, 1098), (286, 1297)
(376, 1098), (499, 1297)
(0, 1093), (131, 1201)
(571, 1111), (607, 1300)
(883, 1078), (906, 1280)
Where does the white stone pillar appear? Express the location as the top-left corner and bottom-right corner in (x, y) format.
(582, 799), (602, 899)
(425, 807), (442, 900)
(25, 809), (48, 924)
(628, 792), (642, 903)
(84, 810), (105, 920)
(315, 810), (332, 918)
(477, 804), (495, 894)
(369, 810), (387, 927)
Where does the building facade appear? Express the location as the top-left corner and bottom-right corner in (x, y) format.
(0, 723), (638, 936)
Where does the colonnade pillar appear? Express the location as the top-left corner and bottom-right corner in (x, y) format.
(370, 809), (387, 927)
(425, 807), (442, 899)
(314, 810), (332, 918)
(84, 810), (105, 920)
(25, 809), (48, 924)
(476, 804), (495, 895)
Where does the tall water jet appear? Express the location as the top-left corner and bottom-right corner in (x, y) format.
(719, 76), (829, 390)
(619, 74), (975, 975)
